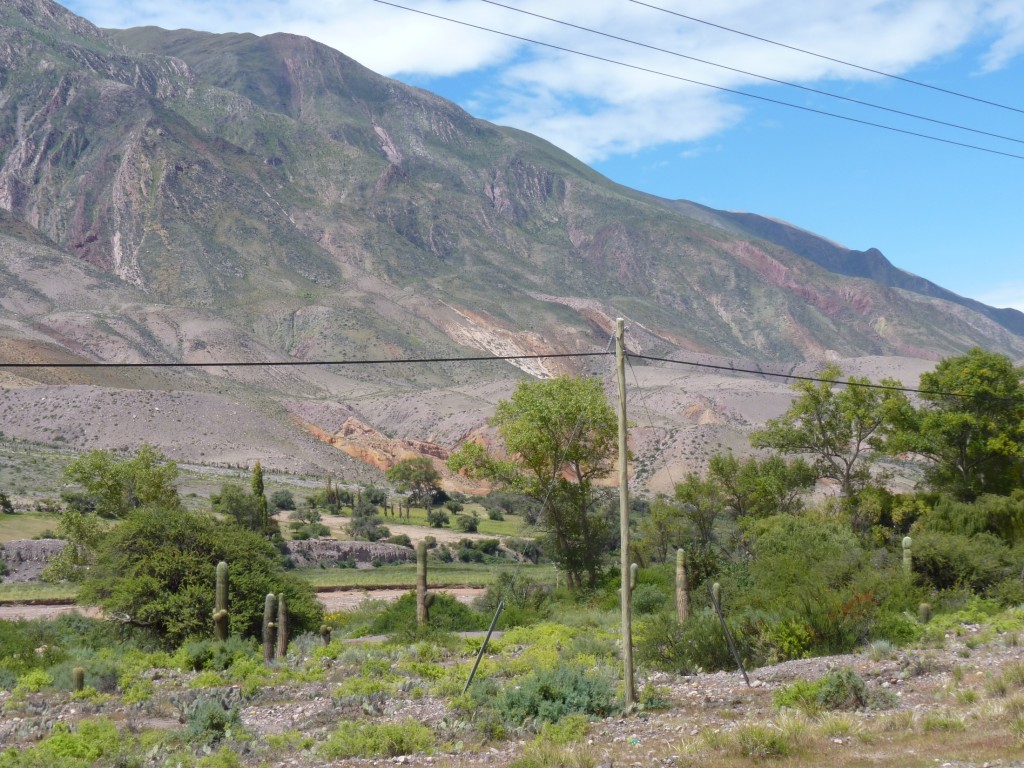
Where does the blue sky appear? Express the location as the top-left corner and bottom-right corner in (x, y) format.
(62, 0), (1024, 311)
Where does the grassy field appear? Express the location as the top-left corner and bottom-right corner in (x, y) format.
(297, 562), (554, 588)
(322, 504), (526, 538)
(0, 581), (77, 602)
(0, 512), (59, 542)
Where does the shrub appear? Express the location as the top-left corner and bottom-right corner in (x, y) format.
(773, 667), (894, 714)
(269, 490), (296, 511)
(911, 530), (1014, 591)
(320, 720), (434, 758)
(176, 637), (259, 672)
(457, 514), (479, 533)
(631, 584), (667, 616)
(427, 510), (450, 528)
(498, 661), (617, 726)
(184, 699), (243, 745)
(0, 718), (132, 768)
(385, 534), (413, 548)
(487, 509), (505, 521)
(368, 592), (488, 636)
(77, 505), (322, 647)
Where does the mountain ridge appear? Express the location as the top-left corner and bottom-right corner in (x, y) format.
(1, 0), (1022, 489)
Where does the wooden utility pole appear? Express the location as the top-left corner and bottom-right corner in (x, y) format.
(616, 318), (635, 708)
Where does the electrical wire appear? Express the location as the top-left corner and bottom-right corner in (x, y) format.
(477, 0), (1024, 147)
(369, 0), (1024, 162)
(628, 0), (1024, 116)
(624, 351), (1024, 403)
(0, 351), (608, 368)
(6, 344), (1020, 402)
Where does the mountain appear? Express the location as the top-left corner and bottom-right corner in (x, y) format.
(1, 0), (1022, 489)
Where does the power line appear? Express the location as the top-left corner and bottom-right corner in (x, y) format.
(5, 346), (1020, 403)
(628, 0), (1024, 116)
(478, 0), (1024, 147)
(0, 351), (608, 368)
(624, 351), (1024, 403)
(370, 0), (1024, 162)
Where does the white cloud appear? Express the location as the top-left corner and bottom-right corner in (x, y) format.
(973, 283), (1024, 312)
(62, 0), (1024, 160)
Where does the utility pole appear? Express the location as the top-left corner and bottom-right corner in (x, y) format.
(616, 318), (635, 708)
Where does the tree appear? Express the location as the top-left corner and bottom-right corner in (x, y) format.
(252, 462), (269, 530)
(707, 453), (816, 519)
(448, 376), (617, 589)
(634, 497), (689, 564)
(386, 458), (442, 507)
(63, 445), (179, 518)
(349, 499), (389, 541)
(78, 505), (321, 646)
(0, 491), (13, 515)
(751, 365), (907, 499)
(887, 348), (1024, 500)
(270, 490), (296, 511)
(673, 473), (727, 546)
(211, 483), (263, 531)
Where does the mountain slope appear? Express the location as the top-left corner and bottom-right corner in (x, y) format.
(2, 0), (1023, 489)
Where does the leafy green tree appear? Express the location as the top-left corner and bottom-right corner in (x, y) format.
(751, 365), (907, 499)
(634, 497), (688, 564)
(707, 453), (816, 519)
(673, 473), (727, 546)
(252, 461), (269, 530)
(349, 499), (389, 541)
(79, 505), (321, 646)
(270, 490), (296, 511)
(0, 491), (13, 515)
(211, 483), (262, 531)
(887, 348), (1024, 500)
(448, 376), (617, 589)
(386, 458), (442, 507)
(63, 444), (179, 518)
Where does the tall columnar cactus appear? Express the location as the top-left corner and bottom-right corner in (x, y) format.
(416, 540), (434, 627)
(213, 561), (229, 642)
(902, 536), (913, 576)
(262, 593), (277, 664)
(629, 562), (639, 592)
(918, 602), (932, 624)
(71, 667), (85, 693)
(320, 624), (332, 646)
(276, 593), (288, 659)
(676, 548), (690, 623)
(712, 581), (722, 609)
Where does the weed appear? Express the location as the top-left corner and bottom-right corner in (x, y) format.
(865, 639), (896, 661)
(733, 723), (793, 760)
(508, 739), (597, 768)
(498, 661), (617, 726)
(921, 711), (966, 732)
(183, 699), (244, 745)
(320, 720), (434, 758)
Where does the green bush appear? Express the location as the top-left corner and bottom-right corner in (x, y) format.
(184, 699), (243, 745)
(910, 530), (1014, 591)
(632, 583), (667, 615)
(78, 505), (322, 647)
(269, 490), (296, 511)
(498, 661), (617, 726)
(773, 667), (894, 714)
(0, 718), (134, 768)
(917, 492), (1024, 546)
(320, 720), (434, 758)
(368, 592), (488, 636)
(176, 636), (259, 672)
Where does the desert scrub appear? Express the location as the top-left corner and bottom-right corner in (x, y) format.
(183, 698), (245, 745)
(498, 661), (617, 726)
(320, 720), (434, 758)
(508, 740), (597, 768)
(774, 667), (895, 715)
(0, 718), (135, 768)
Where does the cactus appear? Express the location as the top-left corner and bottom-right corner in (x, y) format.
(319, 624), (332, 646)
(712, 581), (722, 609)
(276, 593), (288, 658)
(71, 667), (85, 693)
(416, 540), (434, 627)
(629, 562), (639, 592)
(918, 602), (932, 624)
(262, 593), (277, 664)
(676, 548), (690, 623)
(902, 536), (913, 576)
(213, 561), (229, 642)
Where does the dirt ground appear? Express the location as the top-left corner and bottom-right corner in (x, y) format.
(0, 588), (485, 621)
